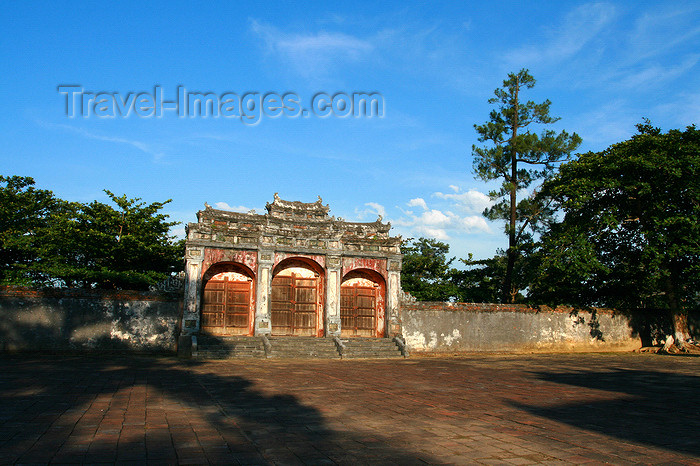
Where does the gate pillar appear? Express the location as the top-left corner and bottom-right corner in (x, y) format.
(325, 255), (342, 337)
(387, 259), (403, 337)
(255, 250), (273, 336)
(182, 246), (204, 335)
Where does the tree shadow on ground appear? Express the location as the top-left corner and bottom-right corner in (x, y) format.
(0, 354), (434, 464)
(509, 368), (700, 456)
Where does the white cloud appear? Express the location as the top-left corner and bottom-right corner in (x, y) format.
(415, 226), (450, 241)
(394, 207), (491, 242)
(39, 121), (166, 160)
(592, 53), (700, 93)
(355, 202), (386, 220)
(395, 207), (491, 241)
(615, 56), (700, 89)
(366, 202), (386, 217)
(214, 202), (256, 213)
(459, 216), (491, 231)
(392, 186), (494, 241)
(654, 91), (700, 129)
(249, 19), (374, 77)
(421, 209), (451, 226)
(505, 2), (616, 66)
(567, 100), (638, 149)
(434, 188), (492, 215)
(407, 197), (428, 211)
(171, 226), (186, 240)
(630, 6), (700, 61)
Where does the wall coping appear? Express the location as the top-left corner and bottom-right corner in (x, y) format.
(0, 286), (181, 302)
(400, 301), (617, 316)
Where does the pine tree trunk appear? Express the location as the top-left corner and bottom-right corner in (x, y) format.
(501, 179), (518, 303)
(502, 85), (519, 304)
(502, 249), (514, 303)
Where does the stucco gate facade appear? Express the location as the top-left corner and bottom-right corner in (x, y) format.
(181, 195), (403, 341)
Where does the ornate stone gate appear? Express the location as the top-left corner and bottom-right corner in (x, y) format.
(181, 194), (403, 338)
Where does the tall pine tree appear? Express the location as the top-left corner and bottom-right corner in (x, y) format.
(472, 69), (581, 302)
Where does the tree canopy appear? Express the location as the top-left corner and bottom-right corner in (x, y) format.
(0, 176), (184, 290)
(0, 176), (66, 286)
(472, 69), (581, 303)
(532, 123), (700, 347)
(400, 237), (460, 301)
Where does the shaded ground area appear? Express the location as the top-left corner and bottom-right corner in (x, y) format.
(0, 353), (698, 464)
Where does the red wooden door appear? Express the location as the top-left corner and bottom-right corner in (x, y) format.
(341, 283), (379, 337)
(201, 277), (252, 335)
(271, 273), (318, 336)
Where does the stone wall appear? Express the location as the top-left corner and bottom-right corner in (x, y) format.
(0, 288), (658, 354)
(400, 302), (640, 353)
(0, 287), (181, 353)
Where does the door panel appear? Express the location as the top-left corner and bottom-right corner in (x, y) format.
(271, 273), (318, 336)
(202, 277), (252, 335)
(341, 284), (378, 337)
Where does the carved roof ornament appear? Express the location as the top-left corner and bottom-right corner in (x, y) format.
(265, 193), (331, 219)
(189, 194), (401, 254)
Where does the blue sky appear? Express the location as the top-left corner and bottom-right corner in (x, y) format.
(3, 1), (700, 260)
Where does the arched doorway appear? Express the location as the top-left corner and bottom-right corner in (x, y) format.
(201, 262), (255, 336)
(271, 258), (324, 336)
(340, 269), (385, 337)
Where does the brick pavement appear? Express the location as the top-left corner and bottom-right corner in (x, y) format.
(0, 353), (698, 465)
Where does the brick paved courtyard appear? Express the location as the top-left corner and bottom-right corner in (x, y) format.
(0, 353), (698, 465)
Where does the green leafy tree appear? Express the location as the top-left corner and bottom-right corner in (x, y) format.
(0, 176), (66, 285)
(450, 254), (505, 303)
(532, 123), (700, 350)
(0, 177), (184, 290)
(472, 69), (581, 303)
(65, 191), (185, 289)
(454, 245), (539, 303)
(401, 237), (460, 301)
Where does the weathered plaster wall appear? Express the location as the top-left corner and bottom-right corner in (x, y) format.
(0, 287), (646, 354)
(0, 287), (181, 353)
(401, 302), (639, 352)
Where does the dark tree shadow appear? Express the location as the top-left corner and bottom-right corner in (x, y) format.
(624, 308), (674, 347)
(510, 369), (700, 456)
(569, 308), (605, 341)
(618, 308), (700, 347)
(0, 354), (436, 464)
(0, 290), (181, 353)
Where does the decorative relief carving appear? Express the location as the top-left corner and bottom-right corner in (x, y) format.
(149, 271), (185, 292)
(327, 256), (341, 267)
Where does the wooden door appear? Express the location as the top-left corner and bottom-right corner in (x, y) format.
(201, 277), (252, 335)
(271, 273), (318, 336)
(340, 283), (379, 337)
